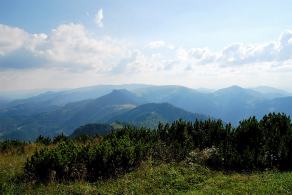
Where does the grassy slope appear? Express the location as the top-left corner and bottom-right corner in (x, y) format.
(1, 145), (292, 194)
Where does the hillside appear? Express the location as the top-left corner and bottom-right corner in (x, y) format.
(70, 123), (114, 137)
(38, 89), (143, 134)
(110, 102), (208, 128)
(0, 98), (9, 109)
(0, 89), (212, 140)
(254, 96), (292, 117)
(136, 85), (292, 124)
(252, 86), (292, 98)
(0, 89), (145, 140)
(133, 85), (215, 115)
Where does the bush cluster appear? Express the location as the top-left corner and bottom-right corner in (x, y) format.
(24, 112), (292, 182)
(157, 113), (292, 171)
(35, 135), (51, 145)
(25, 127), (155, 182)
(35, 133), (69, 146)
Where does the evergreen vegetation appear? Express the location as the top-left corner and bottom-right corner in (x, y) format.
(23, 112), (292, 183)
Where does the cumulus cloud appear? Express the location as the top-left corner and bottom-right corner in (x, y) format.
(0, 23), (128, 71)
(95, 9), (104, 28)
(205, 31), (292, 66)
(0, 24), (48, 69)
(44, 23), (127, 71)
(142, 30), (292, 69)
(0, 24), (29, 55)
(278, 31), (292, 60)
(1, 21), (292, 76)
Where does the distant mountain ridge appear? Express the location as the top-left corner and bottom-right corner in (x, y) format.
(1, 84), (292, 140)
(0, 89), (142, 139)
(0, 89), (209, 140)
(251, 86), (292, 99)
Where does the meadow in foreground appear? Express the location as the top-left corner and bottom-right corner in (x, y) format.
(1, 146), (292, 194)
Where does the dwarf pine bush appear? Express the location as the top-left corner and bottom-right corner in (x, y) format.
(24, 113), (292, 183)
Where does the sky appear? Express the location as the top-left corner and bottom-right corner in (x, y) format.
(1, 0), (292, 91)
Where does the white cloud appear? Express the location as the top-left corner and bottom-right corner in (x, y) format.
(176, 48), (190, 61)
(147, 40), (174, 49)
(189, 48), (216, 64)
(1, 22), (292, 91)
(209, 31), (292, 66)
(148, 30), (292, 69)
(1, 22), (292, 74)
(0, 24), (29, 55)
(45, 23), (127, 71)
(0, 24), (49, 69)
(95, 9), (104, 28)
(0, 23), (128, 71)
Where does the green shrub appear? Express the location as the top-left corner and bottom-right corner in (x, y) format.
(24, 113), (292, 183)
(35, 135), (51, 145)
(53, 133), (68, 144)
(25, 127), (154, 182)
(208, 113), (292, 171)
(24, 141), (85, 182)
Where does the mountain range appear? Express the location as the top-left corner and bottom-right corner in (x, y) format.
(0, 88), (208, 140)
(0, 84), (291, 140)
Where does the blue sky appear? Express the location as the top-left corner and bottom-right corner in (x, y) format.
(2, 0), (292, 48)
(1, 0), (292, 91)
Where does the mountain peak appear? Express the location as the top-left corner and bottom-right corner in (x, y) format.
(96, 89), (146, 106)
(111, 89), (133, 95)
(226, 85), (244, 90)
(214, 85), (246, 94)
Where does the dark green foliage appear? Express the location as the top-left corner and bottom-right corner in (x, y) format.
(25, 126), (155, 182)
(24, 112), (292, 183)
(35, 135), (51, 145)
(234, 117), (262, 169)
(52, 133), (68, 144)
(87, 130), (153, 181)
(156, 113), (292, 171)
(73, 134), (93, 143)
(24, 141), (86, 182)
(157, 119), (231, 161)
(209, 113), (292, 171)
(259, 113), (292, 169)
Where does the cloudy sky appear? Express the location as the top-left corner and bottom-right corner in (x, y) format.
(1, 0), (292, 91)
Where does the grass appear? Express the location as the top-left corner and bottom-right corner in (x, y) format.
(1, 144), (292, 194)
